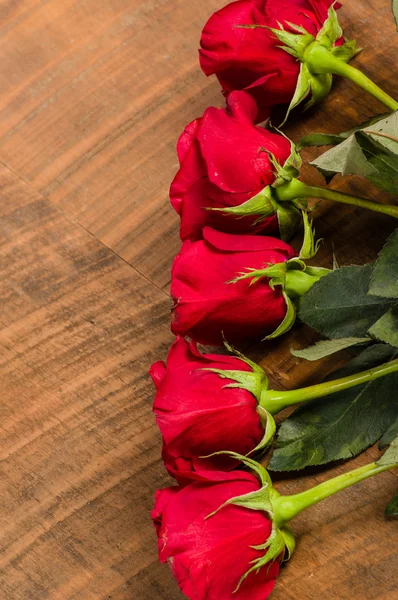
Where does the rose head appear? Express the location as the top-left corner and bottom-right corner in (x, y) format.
(149, 336), (267, 482)
(199, 0), (341, 119)
(171, 226), (297, 345)
(170, 91), (292, 241)
(152, 470), (280, 600)
(153, 456), (398, 599)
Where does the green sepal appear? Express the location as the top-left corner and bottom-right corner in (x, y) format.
(204, 368), (266, 401)
(223, 338), (268, 373)
(251, 407), (277, 454)
(202, 341), (269, 401)
(205, 186), (277, 219)
(275, 6), (357, 120)
(264, 292), (297, 340)
(285, 266), (330, 299)
(236, 523), (295, 592)
(205, 452), (272, 495)
(283, 63), (332, 124)
(230, 246), (326, 341)
(286, 257), (307, 271)
(316, 5), (342, 48)
(282, 22), (308, 35)
(331, 38), (361, 63)
(279, 525), (296, 559)
(302, 265), (331, 278)
(204, 452), (296, 593)
(299, 211), (322, 260)
(276, 201), (303, 241)
(270, 138), (302, 187)
(229, 261), (287, 286)
(268, 26), (314, 59)
(204, 453), (275, 520)
(199, 409), (276, 464)
(211, 485), (274, 518)
(283, 63), (311, 123)
(306, 71), (333, 109)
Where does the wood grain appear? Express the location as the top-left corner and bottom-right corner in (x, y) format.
(0, 0), (397, 598)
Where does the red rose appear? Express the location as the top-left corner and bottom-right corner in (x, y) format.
(149, 336), (265, 481)
(152, 471), (280, 600)
(171, 226), (296, 345)
(200, 0), (339, 118)
(170, 91), (291, 241)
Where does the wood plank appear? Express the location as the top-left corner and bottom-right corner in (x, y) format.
(0, 0), (397, 598)
(0, 163), (396, 599)
(0, 164), (182, 599)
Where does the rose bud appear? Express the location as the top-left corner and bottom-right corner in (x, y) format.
(200, 2), (398, 119)
(199, 0), (345, 121)
(171, 93), (398, 244)
(151, 337), (398, 482)
(152, 470), (282, 600)
(149, 336), (269, 481)
(170, 91), (294, 241)
(153, 452), (398, 600)
(171, 225), (329, 346)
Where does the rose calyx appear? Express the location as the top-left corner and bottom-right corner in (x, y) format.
(206, 454), (296, 591)
(270, 6), (360, 120)
(229, 216), (329, 338)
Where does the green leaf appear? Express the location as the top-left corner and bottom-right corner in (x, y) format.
(377, 436), (398, 466)
(311, 112), (398, 193)
(297, 114), (390, 150)
(379, 416), (398, 448)
(291, 337), (370, 361)
(385, 493), (398, 518)
(297, 133), (344, 150)
(369, 229), (398, 298)
(369, 306), (398, 347)
(311, 133), (378, 179)
(394, 0), (398, 31)
(268, 345), (398, 471)
(298, 265), (396, 338)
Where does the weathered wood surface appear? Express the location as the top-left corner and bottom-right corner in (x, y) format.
(0, 0), (396, 598)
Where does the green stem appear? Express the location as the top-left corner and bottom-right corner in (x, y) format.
(274, 178), (398, 219)
(272, 461), (397, 527)
(305, 43), (398, 112)
(260, 358), (398, 414)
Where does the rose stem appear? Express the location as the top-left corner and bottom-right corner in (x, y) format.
(260, 359), (398, 414)
(274, 178), (398, 219)
(272, 460), (398, 527)
(305, 44), (398, 112)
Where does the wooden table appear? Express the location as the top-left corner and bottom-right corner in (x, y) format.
(0, 1), (396, 598)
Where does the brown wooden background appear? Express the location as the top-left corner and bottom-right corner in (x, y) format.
(0, 0), (397, 598)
